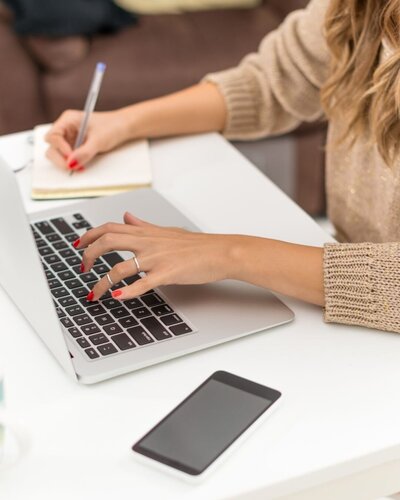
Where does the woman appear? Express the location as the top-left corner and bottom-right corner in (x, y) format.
(46, 0), (400, 334)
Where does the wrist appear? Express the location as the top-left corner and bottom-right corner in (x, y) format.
(116, 101), (157, 142)
(221, 235), (256, 282)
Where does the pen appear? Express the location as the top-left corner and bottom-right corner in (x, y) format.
(69, 62), (106, 176)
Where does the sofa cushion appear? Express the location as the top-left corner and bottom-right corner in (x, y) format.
(22, 35), (90, 72)
(42, 4), (281, 120)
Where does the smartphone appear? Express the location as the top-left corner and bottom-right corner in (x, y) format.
(132, 371), (282, 481)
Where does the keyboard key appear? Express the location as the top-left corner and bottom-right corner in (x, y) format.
(65, 279), (82, 289)
(118, 316), (138, 328)
(160, 313), (183, 326)
(93, 263), (109, 275)
(52, 287), (69, 299)
(58, 296), (77, 307)
(36, 239), (47, 248)
(110, 307), (130, 319)
(79, 297), (94, 308)
(60, 316), (74, 328)
(77, 337), (90, 348)
(141, 293), (164, 308)
(73, 220), (91, 229)
(44, 254), (61, 264)
(102, 252), (124, 267)
(88, 333), (108, 346)
(50, 217), (74, 235)
(87, 304), (106, 316)
(39, 246), (54, 256)
(72, 287), (89, 298)
(95, 314), (114, 326)
(73, 213), (84, 221)
(35, 221), (54, 235)
(72, 265), (82, 275)
(46, 233), (61, 243)
(81, 272), (97, 284)
(45, 270), (54, 280)
(170, 323), (193, 336)
(74, 314), (92, 326)
(55, 306), (66, 318)
(65, 305), (85, 316)
(48, 279), (62, 289)
(66, 256), (81, 267)
(58, 270), (74, 281)
(124, 298), (143, 309)
(51, 262), (67, 272)
(141, 317), (171, 341)
(98, 343), (118, 356)
(101, 298), (120, 309)
(103, 323), (123, 336)
(53, 241), (68, 250)
(152, 304), (173, 316)
(60, 248), (75, 259)
(81, 323), (101, 335)
(112, 333), (135, 350)
(127, 326), (154, 345)
(85, 347), (99, 359)
(131, 307), (152, 319)
(31, 228), (40, 239)
(65, 233), (79, 243)
(123, 274), (141, 285)
(68, 327), (81, 338)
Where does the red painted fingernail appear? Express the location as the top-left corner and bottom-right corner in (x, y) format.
(68, 159), (78, 168)
(112, 290), (122, 298)
(80, 262), (85, 273)
(87, 291), (94, 301)
(72, 238), (80, 248)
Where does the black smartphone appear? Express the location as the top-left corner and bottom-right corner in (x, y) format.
(132, 370), (282, 481)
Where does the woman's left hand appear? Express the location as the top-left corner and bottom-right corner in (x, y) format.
(76, 212), (237, 301)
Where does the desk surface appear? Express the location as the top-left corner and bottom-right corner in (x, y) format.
(1, 132), (400, 500)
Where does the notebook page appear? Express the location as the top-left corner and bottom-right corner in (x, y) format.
(31, 124), (152, 199)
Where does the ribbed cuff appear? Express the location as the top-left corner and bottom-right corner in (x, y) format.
(203, 68), (262, 140)
(323, 243), (377, 328)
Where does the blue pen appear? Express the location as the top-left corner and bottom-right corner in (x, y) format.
(70, 62), (106, 175)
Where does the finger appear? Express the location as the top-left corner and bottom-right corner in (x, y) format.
(81, 233), (143, 271)
(46, 146), (68, 169)
(123, 211), (154, 228)
(110, 274), (162, 301)
(46, 133), (73, 160)
(68, 137), (99, 166)
(89, 259), (138, 300)
(77, 222), (140, 249)
(123, 212), (185, 236)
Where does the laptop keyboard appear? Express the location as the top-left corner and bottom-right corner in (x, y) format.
(30, 213), (195, 361)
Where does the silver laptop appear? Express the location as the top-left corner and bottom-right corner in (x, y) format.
(0, 157), (294, 384)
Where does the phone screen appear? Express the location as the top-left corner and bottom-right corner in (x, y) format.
(133, 371), (281, 476)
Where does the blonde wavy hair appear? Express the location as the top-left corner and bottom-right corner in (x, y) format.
(320, 0), (400, 165)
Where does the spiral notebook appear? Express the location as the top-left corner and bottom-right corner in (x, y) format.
(31, 124), (152, 200)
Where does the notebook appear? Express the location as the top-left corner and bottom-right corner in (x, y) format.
(31, 124), (152, 200)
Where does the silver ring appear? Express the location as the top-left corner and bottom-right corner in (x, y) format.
(106, 273), (114, 287)
(132, 253), (141, 274)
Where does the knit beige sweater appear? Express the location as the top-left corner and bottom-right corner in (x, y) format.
(206, 0), (400, 334)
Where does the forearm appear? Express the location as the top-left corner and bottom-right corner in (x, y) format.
(228, 236), (325, 306)
(117, 82), (227, 141)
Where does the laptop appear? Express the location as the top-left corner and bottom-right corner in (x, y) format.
(0, 157), (294, 384)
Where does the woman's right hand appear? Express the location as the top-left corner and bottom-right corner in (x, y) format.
(44, 109), (132, 171)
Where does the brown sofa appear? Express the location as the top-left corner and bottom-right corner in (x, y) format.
(0, 0), (326, 214)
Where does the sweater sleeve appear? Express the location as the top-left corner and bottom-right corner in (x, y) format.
(204, 0), (331, 140)
(324, 242), (400, 334)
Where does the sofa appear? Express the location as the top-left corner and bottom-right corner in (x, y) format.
(0, 0), (326, 214)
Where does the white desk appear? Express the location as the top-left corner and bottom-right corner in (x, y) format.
(1, 131), (400, 500)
